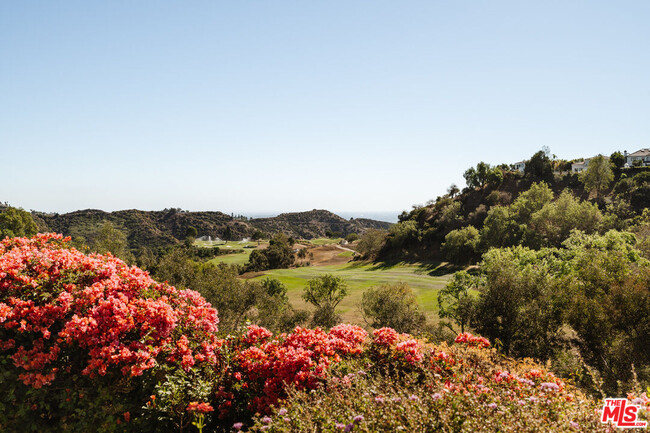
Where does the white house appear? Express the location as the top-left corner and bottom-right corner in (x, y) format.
(625, 149), (650, 167)
(571, 155), (609, 173)
(512, 161), (526, 172)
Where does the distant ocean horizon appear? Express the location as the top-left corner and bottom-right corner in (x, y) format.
(244, 211), (400, 224)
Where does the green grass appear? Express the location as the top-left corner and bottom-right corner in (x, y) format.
(303, 238), (343, 246)
(251, 261), (456, 324)
(204, 241), (264, 266)
(337, 251), (354, 258)
(209, 251), (251, 266)
(195, 240), (259, 248)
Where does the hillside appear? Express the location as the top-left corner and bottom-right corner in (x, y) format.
(33, 208), (392, 250)
(381, 159), (650, 261)
(249, 209), (392, 239)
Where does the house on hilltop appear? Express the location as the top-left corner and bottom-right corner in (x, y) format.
(571, 155), (609, 173)
(512, 161), (526, 172)
(624, 149), (650, 167)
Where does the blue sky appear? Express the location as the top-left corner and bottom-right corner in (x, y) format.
(1, 1), (648, 217)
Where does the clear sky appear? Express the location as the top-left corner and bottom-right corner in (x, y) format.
(1, 1), (648, 216)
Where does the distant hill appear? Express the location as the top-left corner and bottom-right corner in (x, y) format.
(249, 209), (392, 239)
(33, 208), (392, 250)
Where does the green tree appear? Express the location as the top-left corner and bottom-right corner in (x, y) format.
(356, 229), (387, 259)
(509, 182), (554, 223)
(487, 167), (504, 186)
(437, 270), (477, 333)
(463, 162), (493, 188)
(447, 183), (460, 198)
(480, 206), (525, 249)
(0, 207), (38, 239)
(185, 226), (198, 239)
(524, 150), (553, 181)
(529, 190), (602, 247)
(360, 283), (426, 333)
(463, 167), (479, 189)
(246, 249), (269, 271)
(302, 274), (348, 328)
(580, 155), (613, 198)
(345, 233), (359, 243)
(441, 226), (480, 264)
(634, 172), (650, 186)
(251, 230), (264, 242)
(222, 225), (233, 241)
(388, 220), (419, 249)
(264, 233), (294, 269)
(244, 233), (294, 272)
(472, 247), (564, 358)
(90, 221), (134, 262)
(610, 151), (625, 168)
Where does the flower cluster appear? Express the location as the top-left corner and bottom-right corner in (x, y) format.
(454, 332), (491, 348)
(187, 401), (214, 414)
(0, 234), (221, 388)
(229, 324), (368, 414)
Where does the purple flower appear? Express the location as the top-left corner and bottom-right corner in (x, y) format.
(375, 396), (385, 403)
(392, 397), (402, 403)
(570, 421), (579, 429)
(278, 408), (288, 416)
(233, 422), (243, 430)
(432, 393), (443, 401)
(262, 416), (272, 424)
(487, 403), (498, 409)
(409, 395), (419, 401)
(335, 423), (346, 430)
(540, 382), (560, 392)
(528, 396), (538, 403)
(283, 417), (291, 423)
(517, 399), (526, 405)
(353, 415), (364, 423)
(345, 423), (354, 432)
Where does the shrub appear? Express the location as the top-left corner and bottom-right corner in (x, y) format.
(303, 274), (348, 328)
(345, 233), (359, 243)
(0, 234), (221, 432)
(247, 333), (611, 432)
(359, 283), (426, 333)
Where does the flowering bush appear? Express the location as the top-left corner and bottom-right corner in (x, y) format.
(455, 332), (491, 348)
(247, 337), (614, 432)
(0, 234), (221, 432)
(221, 324), (368, 415)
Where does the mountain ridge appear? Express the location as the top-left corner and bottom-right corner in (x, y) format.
(31, 207), (393, 249)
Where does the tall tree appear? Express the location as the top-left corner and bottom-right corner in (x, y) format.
(581, 155), (614, 199)
(438, 270), (477, 333)
(447, 183), (460, 198)
(524, 150), (553, 181)
(610, 151), (625, 168)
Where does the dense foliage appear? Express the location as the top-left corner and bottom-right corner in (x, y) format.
(245, 234), (294, 272)
(468, 230), (650, 394)
(0, 234), (221, 432)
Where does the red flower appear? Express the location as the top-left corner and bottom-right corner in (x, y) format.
(187, 401), (214, 413)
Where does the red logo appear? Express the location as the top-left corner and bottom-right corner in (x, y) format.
(601, 398), (648, 429)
